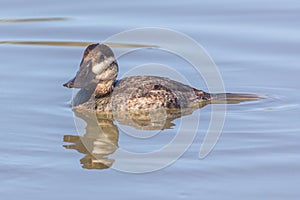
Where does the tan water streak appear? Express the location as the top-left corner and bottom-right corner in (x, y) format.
(0, 17), (71, 23)
(0, 41), (159, 48)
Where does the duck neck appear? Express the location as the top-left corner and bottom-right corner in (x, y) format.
(94, 79), (115, 98)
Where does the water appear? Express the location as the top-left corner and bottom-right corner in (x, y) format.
(1, 0), (300, 199)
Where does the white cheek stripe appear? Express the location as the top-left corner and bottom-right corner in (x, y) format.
(92, 57), (115, 74)
(96, 70), (114, 80)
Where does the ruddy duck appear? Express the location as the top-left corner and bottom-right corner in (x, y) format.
(63, 43), (260, 111)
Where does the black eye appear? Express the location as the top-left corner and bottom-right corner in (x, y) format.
(99, 55), (105, 62)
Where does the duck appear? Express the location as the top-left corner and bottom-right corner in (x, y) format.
(63, 43), (260, 112)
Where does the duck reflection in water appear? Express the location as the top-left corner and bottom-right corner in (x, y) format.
(63, 98), (259, 170)
(64, 110), (118, 170)
(63, 43), (261, 170)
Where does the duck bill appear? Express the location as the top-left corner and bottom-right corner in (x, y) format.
(63, 77), (76, 88)
(63, 56), (98, 89)
(63, 67), (96, 89)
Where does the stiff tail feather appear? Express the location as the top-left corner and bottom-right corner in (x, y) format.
(210, 93), (264, 104)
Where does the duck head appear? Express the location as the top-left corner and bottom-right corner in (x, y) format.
(63, 43), (119, 97)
